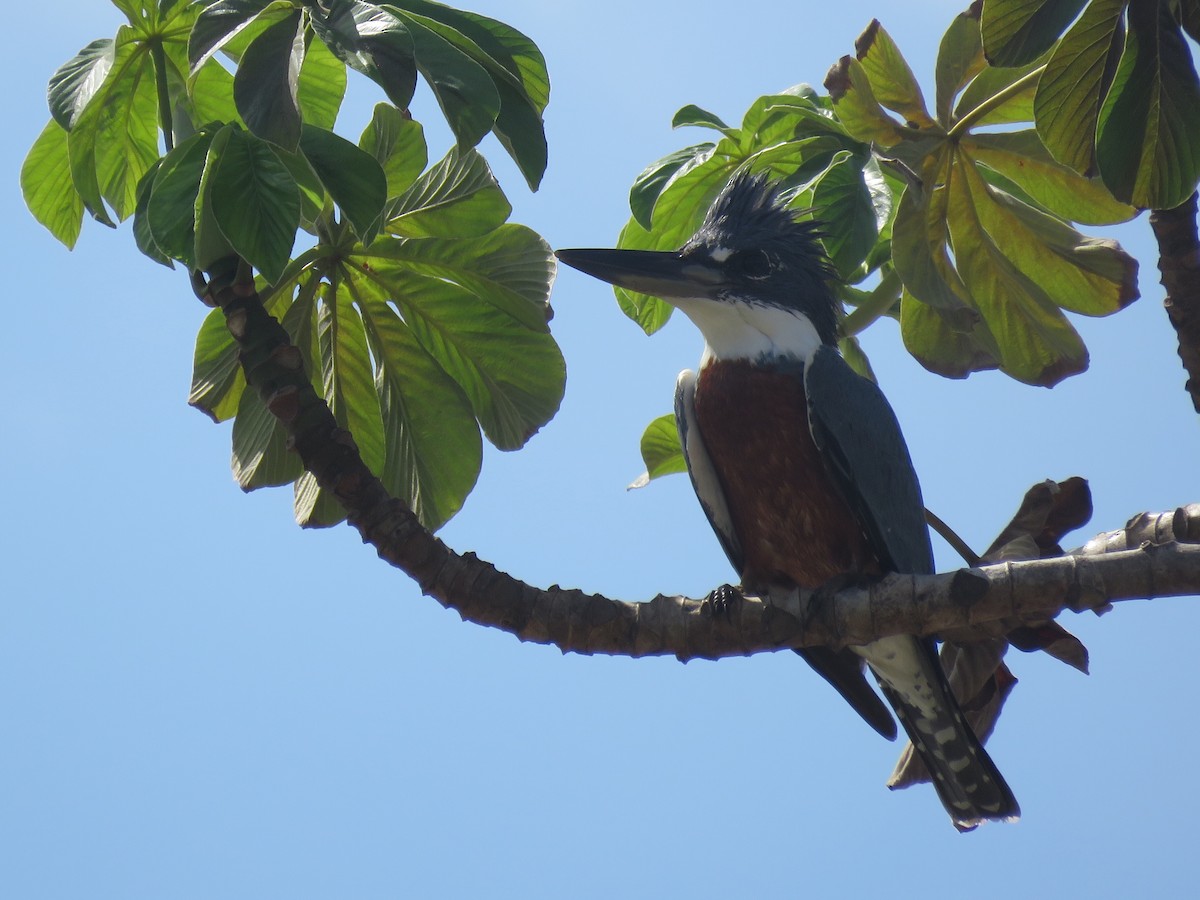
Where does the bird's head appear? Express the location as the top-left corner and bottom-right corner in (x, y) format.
(557, 171), (840, 359)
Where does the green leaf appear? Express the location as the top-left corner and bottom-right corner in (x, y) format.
(837, 334), (877, 382)
(314, 282), (386, 476)
(953, 52), (1046, 127)
(63, 32), (153, 227)
(977, 182), (1139, 316)
(232, 374), (304, 488)
(309, 0), (417, 109)
(946, 156), (1089, 385)
(386, 0), (549, 188)
(190, 308), (247, 422)
(387, 146), (510, 238)
(48, 38), (116, 129)
(190, 57), (243, 126)
(21, 120), (84, 248)
(205, 127), (299, 281)
(132, 158), (173, 267)
(966, 130), (1136, 224)
(982, 0), (1088, 67)
(628, 143), (714, 230)
(1034, 0), (1127, 175)
(359, 103), (427, 197)
(672, 104), (734, 133)
(357, 291), (482, 530)
(271, 145), (326, 225)
(853, 19), (934, 126)
(189, 0), (276, 70)
(1095, 0), (1200, 208)
(900, 289), (1000, 379)
(146, 130), (215, 265)
(91, 49), (160, 220)
(824, 55), (906, 146)
(393, 12), (499, 149)
(633, 414), (686, 488)
(364, 223), (553, 332)
(296, 34), (347, 130)
(194, 127), (238, 271)
(355, 260), (564, 450)
(234, 9), (304, 149)
(891, 178), (979, 318)
(489, 76), (548, 191)
(387, 0), (549, 110)
(934, 4), (987, 124)
(809, 150), (879, 278)
(299, 125), (387, 240)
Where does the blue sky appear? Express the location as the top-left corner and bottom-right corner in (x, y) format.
(4, 1), (1199, 897)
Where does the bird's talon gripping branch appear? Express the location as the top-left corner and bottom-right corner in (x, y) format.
(705, 583), (744, 621)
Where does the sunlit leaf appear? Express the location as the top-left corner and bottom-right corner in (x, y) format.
(21, 120), (84, 248)
(387, 146), (509, 238)
(981, 0), (1088, 67)
(234, 9), (304, 149)
(309, 0), (417, 109)
(357, 290), (481, 530)
(299, 125), (387, 240)
(297, 34), (347, 130)
(359, 103), (428, 197)
(48, 38), (115, 129)
(629, 414), (685, 489)
(628, 144), (714, 230)
(934, 3), (987, 124)
(205, 127), (299, 281)
(825, 55), (906, 145)
(189, 0), (277, 71)
(146, 129), (215, 265)
(366, 224), (553, 331)
(1034, 0), (1127, 174)
(854, 19), (934, 126)
(966, 130), (1135, 224)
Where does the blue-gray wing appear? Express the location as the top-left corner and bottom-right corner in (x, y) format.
(804, 346), (934, 576)
(674, 370), (743, 573)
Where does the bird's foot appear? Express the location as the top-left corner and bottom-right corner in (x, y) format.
(704, 583), (744, 621)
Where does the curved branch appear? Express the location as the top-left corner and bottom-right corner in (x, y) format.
(1150, 192), (1200, 413)
(198, 266), (1200, 663)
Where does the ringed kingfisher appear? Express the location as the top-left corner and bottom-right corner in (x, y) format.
(556, 171), (1018, 830)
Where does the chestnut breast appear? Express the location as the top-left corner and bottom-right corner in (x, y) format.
(692, 357), (878, 592)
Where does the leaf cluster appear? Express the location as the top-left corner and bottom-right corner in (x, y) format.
(22, 0), (563, 530)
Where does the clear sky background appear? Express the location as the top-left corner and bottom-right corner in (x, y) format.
(4, 1), (1199, 897)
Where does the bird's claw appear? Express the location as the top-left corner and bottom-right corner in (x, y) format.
(705, 583), (744, 621)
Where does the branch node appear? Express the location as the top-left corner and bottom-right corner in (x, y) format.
(266, 386), (301, 423)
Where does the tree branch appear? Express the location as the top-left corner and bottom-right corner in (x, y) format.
(198, 265), (1200, 667)
(1150, 192), (1200, 413)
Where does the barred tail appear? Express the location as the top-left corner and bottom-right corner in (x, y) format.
(861, 635), (1019, 831)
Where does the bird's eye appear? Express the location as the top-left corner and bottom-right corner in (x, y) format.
(733, 249), (773, 279)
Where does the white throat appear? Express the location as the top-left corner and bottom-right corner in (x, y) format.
(674, 296), (824, 365)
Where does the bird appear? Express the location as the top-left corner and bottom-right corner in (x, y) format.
(556, 171), (1019, 830)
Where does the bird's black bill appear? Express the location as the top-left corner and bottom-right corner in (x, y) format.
(555, 248), (722, 300)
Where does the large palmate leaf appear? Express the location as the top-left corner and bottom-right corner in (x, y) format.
(187, 147), (562, 529)
(985, 0), (1200, 208)
(829, 10), (1138, 385)
(29, 0), (561, 531)
(26, 0), (207, 231)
